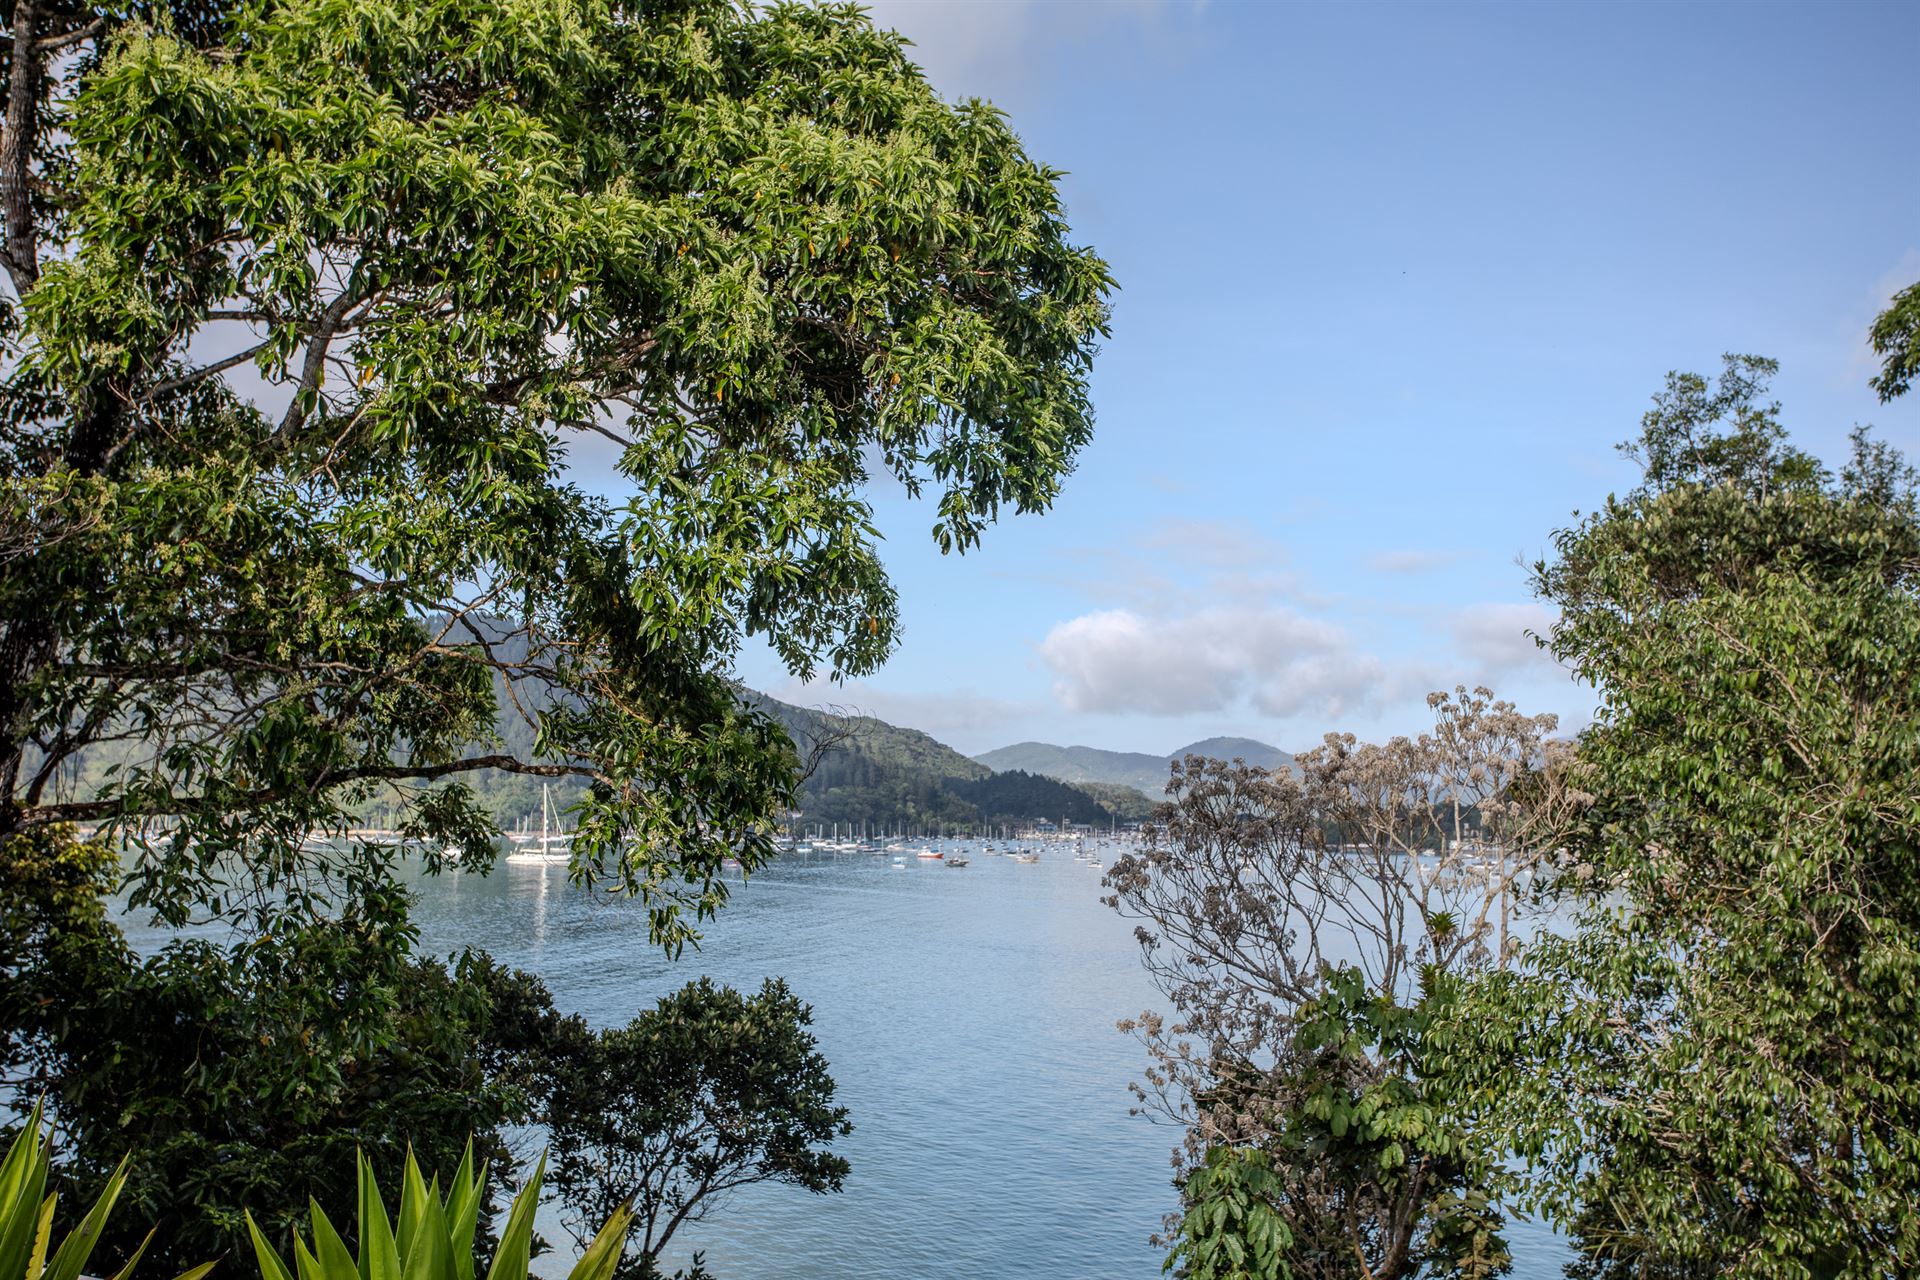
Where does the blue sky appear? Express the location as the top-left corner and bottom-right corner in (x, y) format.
(738, 0), (1920, 758)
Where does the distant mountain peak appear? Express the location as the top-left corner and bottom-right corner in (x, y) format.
(973, 735), (1293, 794)
(1170, 736), (1293, 770)
(747, 692), (1158, 828)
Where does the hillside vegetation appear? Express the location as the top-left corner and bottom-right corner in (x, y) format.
(755, 697), (1154, 831)
(1171, 737), (1294, 772)
(974, 742), (1172, 793)
(52, 679), (1162, 836)
(975, 736), (1294, 794)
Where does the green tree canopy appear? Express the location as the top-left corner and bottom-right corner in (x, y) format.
(0, 822), (564, 1270)
(1870, 279), (1920, 401)
(545, 977), (849, 1280)
(1451, 356), (1920, 1276)
(0, 0), (1112, 945)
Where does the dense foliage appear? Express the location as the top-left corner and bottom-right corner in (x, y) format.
(0, 0), (1105, 1263)
(1166, 1146), (1293, 1280)
(3, 825), (848, 1272)
(1870, 275), (1920, 401)
(0, 1103), (213, 1280)
(0, 0), (1111, 942)
(545, 978), (849, 1280)
(1448, 356), (1920, 1276)
(0, 825), (558, 1269)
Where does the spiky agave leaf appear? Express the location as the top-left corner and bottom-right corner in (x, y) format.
(481, 1154), (544, 1280)
(252, 1148), (632, 1280)
(4, 1106), (205, 1280)
(0, 1104), (52, 1280)
(442, 1144), (480, 1280)
(563, 1199), (634, 1280)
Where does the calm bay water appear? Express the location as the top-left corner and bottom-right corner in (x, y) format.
(415, 842), (1177, 1279)
(123, 838), (1566, 1277)
(403, 841), (1568, 1280)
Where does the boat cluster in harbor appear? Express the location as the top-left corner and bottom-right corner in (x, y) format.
(780, 828), (1130, 873)
(426, 788), (1149, 872)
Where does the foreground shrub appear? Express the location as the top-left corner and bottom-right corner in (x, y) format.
(245, 1147), (630, 1280)
(0, 1104), (211, 1280)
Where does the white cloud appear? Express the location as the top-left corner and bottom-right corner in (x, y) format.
(1140, 516), (1285, 569)
(1039, 516), (1316, 615)
(1038, 606), (1401, 719)
(861, 0), (1034, 95)
(1034, 599), (1566, 726)
(1449, 602), (1559, 682)
(1368, 548), (1465, 574)
(862, 0), (1199, 100)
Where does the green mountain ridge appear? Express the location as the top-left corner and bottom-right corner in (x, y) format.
(973, 735), (1294, 794)
(972, 742), (1172, 794)
(749, 695), (1159, 831)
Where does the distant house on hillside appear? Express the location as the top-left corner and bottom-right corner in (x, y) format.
(1030, 818), (1057, 834)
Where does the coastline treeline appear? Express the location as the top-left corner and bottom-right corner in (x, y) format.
(761, 697), (1156, 831)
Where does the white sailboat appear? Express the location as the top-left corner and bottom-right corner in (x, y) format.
(506, 783), (571, 864)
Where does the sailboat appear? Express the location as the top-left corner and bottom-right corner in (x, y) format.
(506, 783), (571, 864)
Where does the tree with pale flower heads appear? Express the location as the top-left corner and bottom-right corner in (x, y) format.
(1105, 687), (1573, 1280)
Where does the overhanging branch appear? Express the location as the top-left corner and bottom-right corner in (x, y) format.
(19, 752), (594, 826)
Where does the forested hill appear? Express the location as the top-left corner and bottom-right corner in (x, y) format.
(974, 736), (1294, 794)
(973, 742), (1172, 793)
(1170, 737), (1294, 772)
(746, 695), (1157, 831)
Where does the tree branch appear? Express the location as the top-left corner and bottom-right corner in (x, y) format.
(140, 338), (278, 404)
(19, 752), (593, 825)
(35, 15), (103, 54)
(277, 276), (364, 438)
(1, 0), (43, 296)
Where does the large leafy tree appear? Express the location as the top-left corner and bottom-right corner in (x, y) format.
(0, 0), (1111, 943)
(0, 0), (1108, 1261)
(1452, 356), (1920, 1276)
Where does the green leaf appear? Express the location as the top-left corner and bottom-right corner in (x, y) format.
(356, 1155), (401, 1280)
(44, 1155), (130, 1280)
(246, 1212), (296, 1280)
(482, 1154), (544, 1280)
(307, 1202), (358, 1280)
(563, 1199), (632, 1280)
